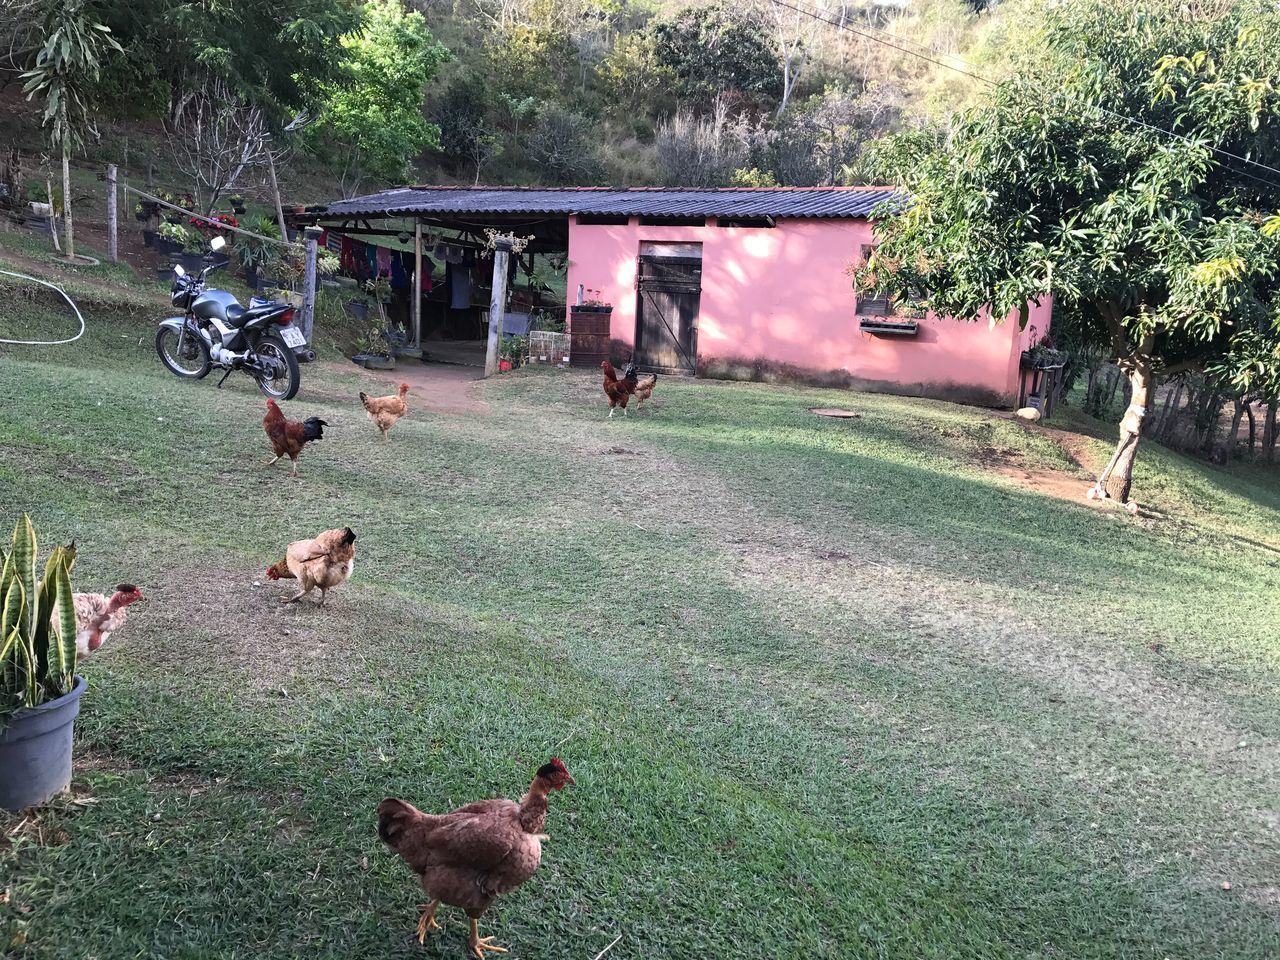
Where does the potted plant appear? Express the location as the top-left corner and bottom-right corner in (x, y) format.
(574, 288), (613, 313)
(0, 515), (83, 811)
(228, 194), (246, 214)
(234, 216), (281, 290)
(351, 320), (396, 370)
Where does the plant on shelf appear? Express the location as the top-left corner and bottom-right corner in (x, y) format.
(580, 287), (612, 311)
(157, 220), (202, 253)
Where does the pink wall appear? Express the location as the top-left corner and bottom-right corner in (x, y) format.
(566, 215), (1052, 405)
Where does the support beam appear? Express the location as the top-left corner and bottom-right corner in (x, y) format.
(484, 238), (513, 377)
(412, 220), (423, 354)
(301, 226), (321, 345)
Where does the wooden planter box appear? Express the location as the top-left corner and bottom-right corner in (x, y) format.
(569, 306), (612, 368)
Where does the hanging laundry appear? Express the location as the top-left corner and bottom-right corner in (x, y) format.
(420, 256), (435, 294)
(364, 243), (378, 279)
(389, 251), (407, 289)
(447, 260), (471, 309)
(376, 245), (392, 278)
(340, 236), (357, 272)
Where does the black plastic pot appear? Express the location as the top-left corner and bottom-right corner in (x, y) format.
(0, 676), (86, 810)
(352, 353), (395, 370)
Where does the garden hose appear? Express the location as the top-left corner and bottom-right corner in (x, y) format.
(0, 268), (87, 346)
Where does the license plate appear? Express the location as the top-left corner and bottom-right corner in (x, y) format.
(279, 326), (306, 348)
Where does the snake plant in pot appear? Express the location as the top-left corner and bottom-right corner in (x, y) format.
(0, 515), (83, 811)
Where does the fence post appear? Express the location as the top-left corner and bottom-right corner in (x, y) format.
(106, 164), (118, 262)
(301, 226), (321, 345)
(484, 238), (512, 378)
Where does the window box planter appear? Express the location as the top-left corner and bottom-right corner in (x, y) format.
(859, 317), (919, 336)
(0, 675), (86, 810)
(573, 304), (613, 313)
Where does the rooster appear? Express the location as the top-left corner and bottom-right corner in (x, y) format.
(359, 383), (410, 440)
(71, 584), (145, 658)
(262, 399), (326, 478)
(601, 360), (634, 418)
(377, 758), (575, 957)
(265, 527), (356, 607)
(621, 361), (658, 407)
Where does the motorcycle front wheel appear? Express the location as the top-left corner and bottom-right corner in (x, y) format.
(253, 334), (301, 401)
(155, 325), (211, 379)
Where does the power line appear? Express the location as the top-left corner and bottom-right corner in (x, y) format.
(769, 0), (1280, 192)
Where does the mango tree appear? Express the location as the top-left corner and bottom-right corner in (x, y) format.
(856, 0), (1280, 504)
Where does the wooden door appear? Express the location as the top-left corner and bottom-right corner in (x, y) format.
(636, 255), (700, 373)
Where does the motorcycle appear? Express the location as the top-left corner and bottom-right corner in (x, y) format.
(155, 236), (310, 400)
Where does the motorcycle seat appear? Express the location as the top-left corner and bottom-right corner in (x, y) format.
(224, 304), (250, 327)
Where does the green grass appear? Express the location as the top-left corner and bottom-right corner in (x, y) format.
(1, 254), (1278, 959)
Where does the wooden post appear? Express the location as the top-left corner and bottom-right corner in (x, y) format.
(412, 220), (423, 354)
(301, 226), (321, 345)
(484, 238), (513, 377)
(267, 148), (289, 240)
(106, 164), (118, 262)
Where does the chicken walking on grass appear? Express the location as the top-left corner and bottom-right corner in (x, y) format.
(359, 383), (410, 440)
(265, 527), (356, 607)
(72, 584), (145, 657)
(621, 361), (658, 407)
(377, 758), (575, 957)
(262, 398), (326, 478)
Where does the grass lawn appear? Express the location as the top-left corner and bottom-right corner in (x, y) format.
(1, 244), (1278, 959)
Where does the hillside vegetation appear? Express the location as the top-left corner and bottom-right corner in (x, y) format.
(1, 0), (1021, 197)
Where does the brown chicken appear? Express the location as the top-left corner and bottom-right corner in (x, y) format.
(359, 383), (410, 440)
(262, 399), (327, 477)
(72, 584), (144, 658)
(264, 527), (356, 607)
(621, 361), (658, 407)
(377, 758), (576, 957)
(601, 360), (634, 418)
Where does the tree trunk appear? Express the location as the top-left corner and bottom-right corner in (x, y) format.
(1227, 398), (1245, 460)
(1265, 399), (1279, 463)
(1245, 401), (1257, 456)
(1160, 382), (1184, 443)
(60, 137), (74, 261)
(1101, 362), (1153, 504)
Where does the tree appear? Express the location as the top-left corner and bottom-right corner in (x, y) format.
(21, 0), (121, 261)
(650, 4), (782, 110)
(309, 0), (448, 196)
(90, 0), (364, 122)
(526, 105), (602, 184)
(854, 0), (1280, 505)
(434, 72), (502, 184)
(165, 79), (272, 214)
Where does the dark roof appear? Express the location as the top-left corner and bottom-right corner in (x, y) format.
(316, 186), (901, 221)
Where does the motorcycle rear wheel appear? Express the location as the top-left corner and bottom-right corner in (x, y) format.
(156, 325), (211, 379)
(254, 334), (301, 401)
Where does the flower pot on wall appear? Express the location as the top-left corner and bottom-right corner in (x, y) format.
(0, 676), (86, 810)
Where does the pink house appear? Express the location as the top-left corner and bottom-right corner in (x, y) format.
(564, 188), (1051, 406)
(307, 186), (1050, 406)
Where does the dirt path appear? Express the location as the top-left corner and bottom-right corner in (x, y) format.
(326, 360), (490, 415)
